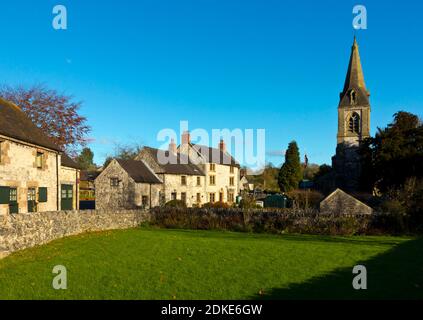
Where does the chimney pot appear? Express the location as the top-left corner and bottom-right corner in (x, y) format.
(182, 131), (191, 145)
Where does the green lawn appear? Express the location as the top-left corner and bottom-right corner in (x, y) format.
(0, 228), (421, 300)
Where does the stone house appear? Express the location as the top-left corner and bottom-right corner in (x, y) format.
(320, 188), (373, 215)
(95, 159), (162, 210)
(0, 97), (80, 215)
(178, 132), (241, 204)
(135, 145), (206, 207)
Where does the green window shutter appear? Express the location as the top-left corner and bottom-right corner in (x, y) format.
(38, 187), (48, 203)
(0, 187), (10, 204)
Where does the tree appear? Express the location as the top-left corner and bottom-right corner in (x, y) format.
(76, 147), (96, 170)
(313, 164), (333, 182)
(0, 84), (90, 155)
(103, 143), (144, 167)
(278, 141), (303, 192)
(360, 111), (423, 193)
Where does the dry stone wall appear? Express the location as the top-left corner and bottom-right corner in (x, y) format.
(0, 209), (150, 258)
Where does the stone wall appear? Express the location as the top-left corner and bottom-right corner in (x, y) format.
(0, 209), (150, 258)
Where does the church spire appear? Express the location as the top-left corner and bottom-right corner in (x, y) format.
(343, 36), (368, 92)
(339, 37), (370, 107)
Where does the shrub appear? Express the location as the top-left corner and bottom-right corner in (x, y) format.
(150, 207), (379, 236)
(287, 190), (325, 209)
(202, 202), (231, 209)
(239, 195), (261, 209)
(164, 200), (187, 209)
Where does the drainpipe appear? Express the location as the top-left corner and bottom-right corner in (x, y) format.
(56, 153), (60, 211)
(149, 183), (152, 209)
(75, 170), (79, 210)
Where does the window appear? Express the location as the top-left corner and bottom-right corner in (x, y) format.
(181, 192), (187, 204)
(142, 196), (149, 207)
(9, 188), (17, 202)
(171, 192), (177, 201)
(209, 193), (215, 203)
(230, 166), (234, 174)
(27, 188), (37, 213)
(349, 112), (361, 134)
(9, 188), (18, 214)
(209, 163), (216, 172)
(181, 176), (187, 186)
(38, 187), (48, 203)
(110, 178), (119, 187)
(196, 193), (201, 203)
(197, 176), (201, 186)
(36, 152), (43, 169)
(228, 192), (235, 203)
(229, 177), (235, 186)
(209, 175), (216, 186)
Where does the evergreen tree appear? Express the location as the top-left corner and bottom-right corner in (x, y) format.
(278, 141), (303, 192)
(76, 147), (95, 170)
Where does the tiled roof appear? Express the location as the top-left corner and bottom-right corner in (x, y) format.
(116, 159), (162, 184)
(143, 147), (205, 176)
(191, 144), (240, 167)
(0, 97), (61, 151)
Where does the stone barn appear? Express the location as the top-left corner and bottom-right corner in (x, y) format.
(95, 159), (162, 210)
(320, 188), (373, 215)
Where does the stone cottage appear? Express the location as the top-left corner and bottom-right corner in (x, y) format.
(178, 132), (241, 204)
(95, 159), (162, 210)
(135, 145), (206, 207)
(0, 97), (80, 215)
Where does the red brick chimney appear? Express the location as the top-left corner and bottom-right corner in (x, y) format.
(182, 131), (191, 145)
(219, 139), (226, 152)
(168, 138), (177, 154)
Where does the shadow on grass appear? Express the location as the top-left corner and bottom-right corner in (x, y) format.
(253, 237), (423, 300)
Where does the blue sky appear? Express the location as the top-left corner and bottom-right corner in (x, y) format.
(0, 0), (422, 166)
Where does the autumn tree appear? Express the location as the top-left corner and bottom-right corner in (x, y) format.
(0, 84), (90, 155)
(278, 141), (303, 192)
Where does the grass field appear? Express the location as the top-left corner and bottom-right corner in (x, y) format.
(0, 228), (421, 300)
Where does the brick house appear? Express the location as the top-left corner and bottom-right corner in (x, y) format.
(0, 97), (80, 215)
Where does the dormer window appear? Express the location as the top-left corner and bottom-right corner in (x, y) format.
(349, 112), (360, 134)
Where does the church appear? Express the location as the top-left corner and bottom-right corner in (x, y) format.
(332, 37), (371, 192)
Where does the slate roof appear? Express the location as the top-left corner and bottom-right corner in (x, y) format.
(143, 147), (205, 176)
(61, 153), (81, 169)
(116, 159), (162, 184)
(0, 97), (61, 151)
(191, 144), (240, 167)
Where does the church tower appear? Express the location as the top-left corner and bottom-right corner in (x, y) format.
(332, 37), (371, 191)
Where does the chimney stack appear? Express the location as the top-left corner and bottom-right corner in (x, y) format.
(182, 131), (191, 145)
(168, 138), (177, 154)
(219, 139), (226, 152)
